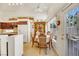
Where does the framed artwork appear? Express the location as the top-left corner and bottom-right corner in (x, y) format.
(34, 22), (46, 36)
(50, 23), (56, 28)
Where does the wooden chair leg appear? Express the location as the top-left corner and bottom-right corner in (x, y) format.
(45, 48), (47, 55)
(51, 42), (53, 48)
(49, 42), (51, 49)
(32, 43), (34, 47)
(39, 48), (41, 55)
(32, 37), (34, 47)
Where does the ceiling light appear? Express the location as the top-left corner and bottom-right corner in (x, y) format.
(35, 4), (48, 14)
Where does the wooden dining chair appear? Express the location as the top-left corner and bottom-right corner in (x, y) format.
(32, 36), (39, 47)
(38, 33), (48, 55)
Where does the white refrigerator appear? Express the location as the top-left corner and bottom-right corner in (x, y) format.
(18, 25), (28, 43)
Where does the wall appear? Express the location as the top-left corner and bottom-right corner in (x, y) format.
(62, 3), (79, 56)
(47, 14), (64, 55)
(55, 3), (79, 56)
(55, 11), (65, 56)
(47, 3), (79, 56)
(46, 17), (56, 32)
(54, 3), (79, 56)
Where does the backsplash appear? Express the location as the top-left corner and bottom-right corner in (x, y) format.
(0, 27), (18, 34)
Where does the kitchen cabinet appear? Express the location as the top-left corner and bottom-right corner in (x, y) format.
(1, 23), (13, 29)
(0, 35), (8, 56)
(17, 21), (27, 25)
(8, 34), (23, 56)
(0, 23), (1, 29)
(0, 21), (27, 29)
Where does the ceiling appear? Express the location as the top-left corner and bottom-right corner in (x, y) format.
(0, 3), (69, 22)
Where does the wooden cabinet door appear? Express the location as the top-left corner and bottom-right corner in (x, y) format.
(1, 23), (13, 29)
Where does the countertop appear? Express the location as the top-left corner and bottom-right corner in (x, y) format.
(0, 32), (17, 36)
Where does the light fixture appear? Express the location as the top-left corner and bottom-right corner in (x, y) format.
(35, 4), (42, 12)
(34, 4), (49, 22)
(35, 4), (48, 13)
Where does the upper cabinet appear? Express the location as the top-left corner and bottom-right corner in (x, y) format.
(1, 23), (14, 29)
(0, 21), (27, 29)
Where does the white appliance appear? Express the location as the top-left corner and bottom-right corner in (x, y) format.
(18, 25), (28, 42)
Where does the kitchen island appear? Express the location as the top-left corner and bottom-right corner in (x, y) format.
(0, 32), (17, 35)
(0, 34), (23, 56)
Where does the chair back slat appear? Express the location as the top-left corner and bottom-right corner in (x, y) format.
(38, 34), (47, 48)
